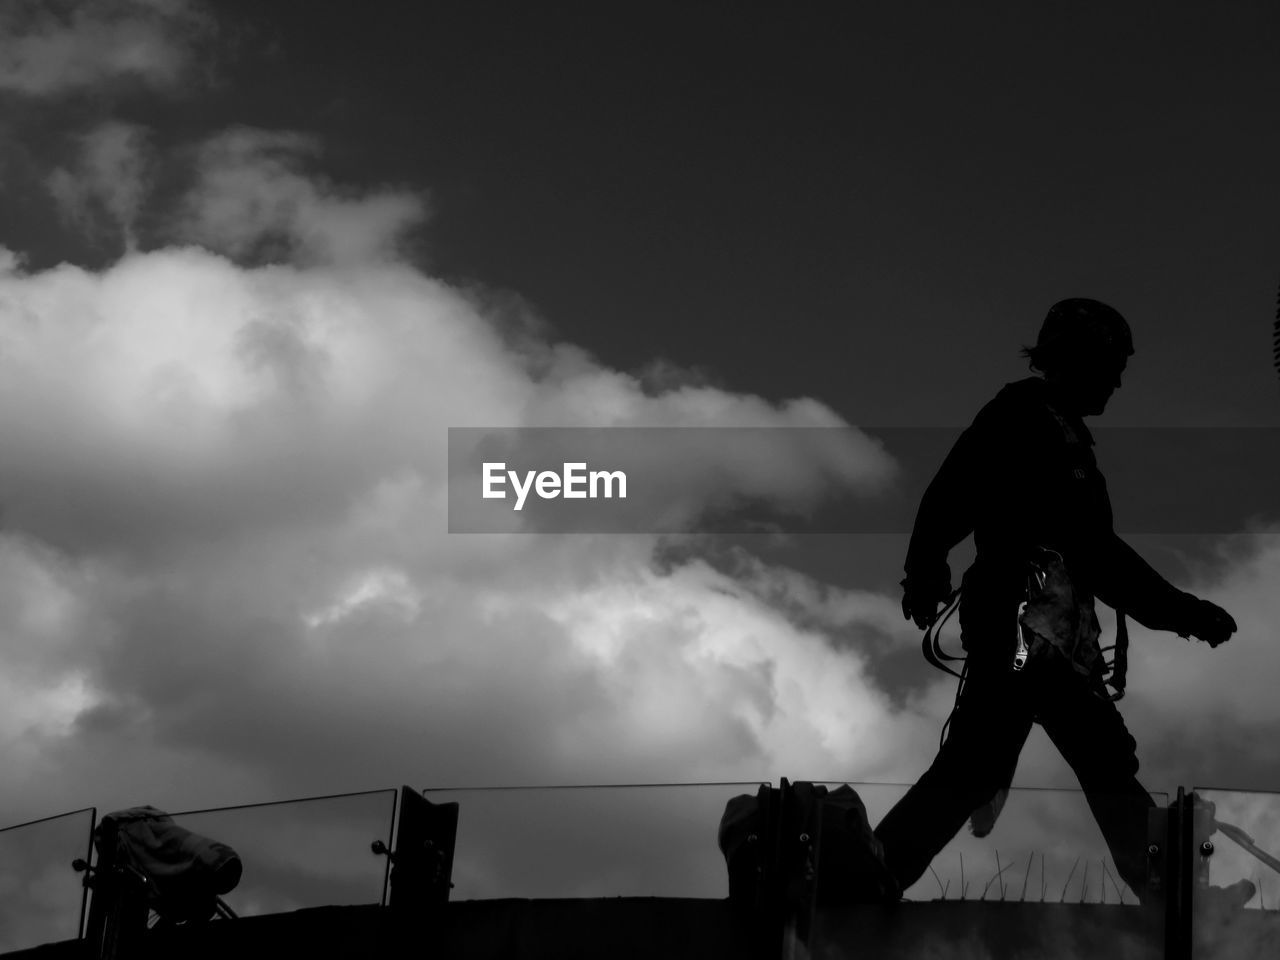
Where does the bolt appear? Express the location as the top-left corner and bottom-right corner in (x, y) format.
(1147, 844), (1160, 857)
(1200, 840), (1214, 857)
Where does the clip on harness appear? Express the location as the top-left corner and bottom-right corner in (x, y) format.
(1011, 562), (1048, 673)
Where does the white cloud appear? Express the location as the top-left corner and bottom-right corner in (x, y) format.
(1117, 533), (1280, 790)
(174, 129), (429, 266)
(0, 0), (209, 96)
(0, 236), (918, 838)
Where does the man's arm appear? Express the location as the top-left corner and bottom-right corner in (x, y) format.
(904, 428), (980, 575)
(1086, 532), (1237, 645)
(901, 420), (988, 627)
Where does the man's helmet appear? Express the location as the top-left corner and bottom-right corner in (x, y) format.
(1038, 297), (1133, 354)
(1025, 298), (1133, 371)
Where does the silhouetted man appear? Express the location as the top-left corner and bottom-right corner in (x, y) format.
(874, 298), (1243, 904)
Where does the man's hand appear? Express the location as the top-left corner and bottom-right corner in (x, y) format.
(1180, 596), (1238, 648)
(901, 567), (952, 630)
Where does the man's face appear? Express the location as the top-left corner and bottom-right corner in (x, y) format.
(1065, 347), (1129, 416)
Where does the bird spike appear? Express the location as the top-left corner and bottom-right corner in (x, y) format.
(1100, 858), (1124, 904)
(929, 864), (946, 900)
(980, 850), (1008, 901)
(1061, 856), (1081, 903)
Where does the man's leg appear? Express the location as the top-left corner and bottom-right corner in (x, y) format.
(874, 662), (1034, 892)
(1037, 672), (1155, 897)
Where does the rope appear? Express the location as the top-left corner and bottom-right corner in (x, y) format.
(921, 587), (965, 679)
(919, 587), (966, 749)
(1102, 611), (1129, 701)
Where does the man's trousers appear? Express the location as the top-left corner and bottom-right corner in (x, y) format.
(872, 651), (1155, 897)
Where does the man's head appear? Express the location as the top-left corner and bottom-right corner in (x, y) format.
(1022, 298), (1133, 416)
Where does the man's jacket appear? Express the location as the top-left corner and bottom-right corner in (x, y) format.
(904, 376), (1193, 662)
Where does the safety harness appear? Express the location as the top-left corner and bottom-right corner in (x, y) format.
(921, 569), (1132, 737)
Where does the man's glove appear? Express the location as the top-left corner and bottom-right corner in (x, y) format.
(901, 564), (952, 630)
(1178, 595), (1238, 648)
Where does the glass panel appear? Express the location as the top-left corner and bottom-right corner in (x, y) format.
(422, 783), (767, 899)
(164, 789), (396, 917)
(802, 783), (1167, 959)
(1190, 788), (1280, 960)
(0, 808), (94, 954)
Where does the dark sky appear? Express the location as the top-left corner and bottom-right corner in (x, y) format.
(242, 2), (1280, 425)
(8, 1), (1279, 425)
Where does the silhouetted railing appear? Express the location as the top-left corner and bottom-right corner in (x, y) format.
(165, 789), (397, 916)
(0, 807), (95, 954)
(421, 782), (766, 899)
(1191, 787), (1280, 959)
(2, 782), (1277, 958)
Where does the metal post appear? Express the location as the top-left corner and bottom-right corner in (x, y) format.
(1167, 787), (1193, 960)
(380, 789), (398, 908)
(771, 778), (793, 960)
(78, 809), (97, 941)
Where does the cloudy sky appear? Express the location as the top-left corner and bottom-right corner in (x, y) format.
(1, 0), (1279, 935)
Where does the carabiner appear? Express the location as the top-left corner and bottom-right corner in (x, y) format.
(1013, 600), (1029, 671)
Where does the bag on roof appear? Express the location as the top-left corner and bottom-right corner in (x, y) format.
(718, 782), (899, 909)
(96, 806), (242, 922)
